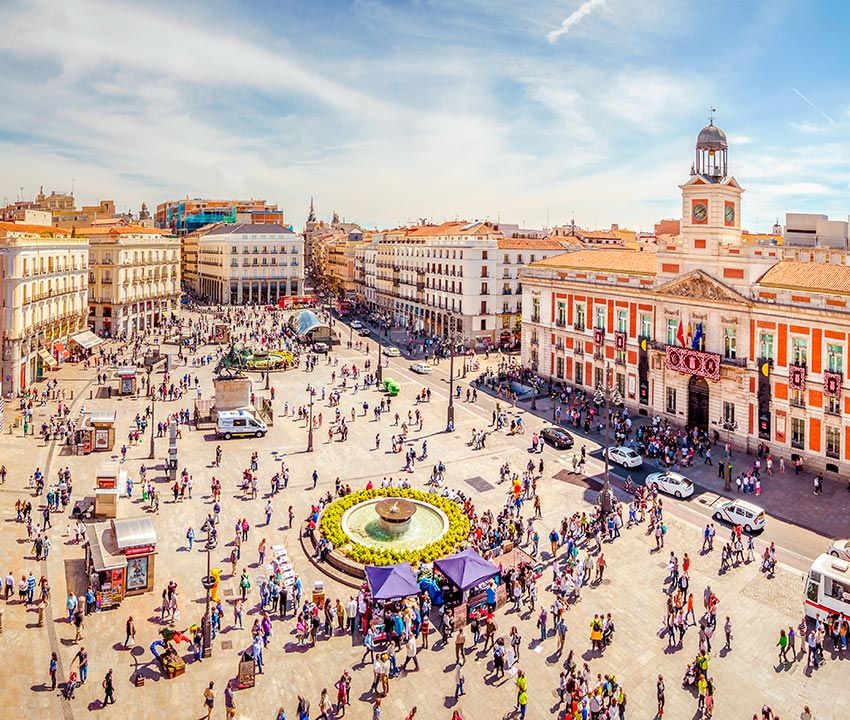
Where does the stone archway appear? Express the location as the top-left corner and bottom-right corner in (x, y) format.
(688, 376), (710, 431)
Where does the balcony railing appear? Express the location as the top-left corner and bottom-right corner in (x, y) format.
(790, 398), (806, 409)
(574, 323), (585, 332)
(791, 438), (805, 450)
(721, 356), (747, 368)
(530, 314), (540, 323)
(555, 319), (567, 328)
(827, 447), (840, 459)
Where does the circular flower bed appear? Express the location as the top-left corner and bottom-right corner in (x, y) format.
(320, 488), (470, 566)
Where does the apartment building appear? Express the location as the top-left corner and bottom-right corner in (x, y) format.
(156, 198), (284, 237)
(0, 222), (89, 394)
(196, 223), (304, 304)
(86, 224), (181, 336)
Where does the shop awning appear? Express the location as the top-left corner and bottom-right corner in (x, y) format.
(89, 409), (117, 425)
(112, 517), (157, 551)
(85, 521), (127, 572)
(116, 367), (137, 378)
(70, 329), (104, 350)
(365, 563), (420, 601)
(53, 341), (69, 359)
(434, 548), (499, 591)
(38, 348), (58, 368)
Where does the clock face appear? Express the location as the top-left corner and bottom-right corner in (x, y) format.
(725, 203), (735, 224)
(692, 203), (708, 223)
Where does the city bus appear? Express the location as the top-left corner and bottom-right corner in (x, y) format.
(805, 553), (850, 620)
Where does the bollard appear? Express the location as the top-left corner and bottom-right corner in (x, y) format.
(37, 602), (45, 627)
(89, 390), (93, 400)
(0, 607), (4, 632)
(70, 390), (74, 400)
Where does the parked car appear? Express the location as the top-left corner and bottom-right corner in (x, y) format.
(828, 539), (850, 561)
(410, 362), (432, 374)
(383, 347), (401, 357)
(645, 471), (695, 498)
(604, 446), (643, 468)
(313, 342), (329, 354)
(712, 498), (766, 532)
(350, 320), (363, 329)
(540, 426), (574, 449)
(357, 328), (372, 337)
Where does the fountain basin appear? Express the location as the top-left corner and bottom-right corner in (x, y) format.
(341, 498), (448, 551)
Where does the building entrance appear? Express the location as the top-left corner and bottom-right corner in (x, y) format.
(688, 375), (710, 431)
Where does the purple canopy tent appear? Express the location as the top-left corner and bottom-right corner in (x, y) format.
(434, 548), (499, 592)
(365, 563), (421, 601)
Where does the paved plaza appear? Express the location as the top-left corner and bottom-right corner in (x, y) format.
(0, 311), (841, 720)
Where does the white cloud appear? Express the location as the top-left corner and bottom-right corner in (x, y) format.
(547, 0), (606, 44)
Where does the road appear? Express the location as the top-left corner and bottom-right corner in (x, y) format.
(345, 315), (827, 574)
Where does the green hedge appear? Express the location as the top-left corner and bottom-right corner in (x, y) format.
(319, 488), (471, 566)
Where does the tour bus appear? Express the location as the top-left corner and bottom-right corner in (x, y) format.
(216, 410), (267, 439)
(805, 553), (850, 620)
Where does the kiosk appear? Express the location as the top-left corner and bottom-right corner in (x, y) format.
(116, 367), (138, 396)
(86, 410), (117, 452)
(84, 517), (157, 609)
(433, 548), (501, 625)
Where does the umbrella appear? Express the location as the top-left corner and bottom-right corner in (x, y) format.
(365, 563), (420, 600)
(434, 548), (499, 591)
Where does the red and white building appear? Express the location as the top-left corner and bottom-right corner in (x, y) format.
(521, 120), (850, 474)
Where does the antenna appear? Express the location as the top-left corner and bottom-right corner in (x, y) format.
(71, 178), (75, 196)
(709, 107), (716, 125)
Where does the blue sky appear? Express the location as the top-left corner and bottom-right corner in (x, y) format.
(1, 0), (848, 232)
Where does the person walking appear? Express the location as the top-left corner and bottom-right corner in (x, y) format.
(102, 669), (115, 705)
(656, 674), (665, 716)
(202, 681), (215, 720)
(49, 652), (58, 690)
(124, 616), (136, 648)
(723, 616), (732, 650)
(777, 628), (790, 664)
(454, 627), (466, 664)
(224, 679), (236, 720)
(515, 669), (528, 719)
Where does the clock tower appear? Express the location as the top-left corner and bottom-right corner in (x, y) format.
(679, 113), (743, 255)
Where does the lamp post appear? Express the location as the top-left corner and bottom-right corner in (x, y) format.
(595, 364), (622, 516)
(447, 342), (455, 430)
(200, 538), (215, 658)
(307, 388), (315, 452)
(148, 366), (156, 460)
(376, 341), (383, 382)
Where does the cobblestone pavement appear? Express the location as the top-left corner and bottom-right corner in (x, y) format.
(0, 314), (840, 720)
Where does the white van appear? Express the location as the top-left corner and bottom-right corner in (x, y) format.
(216, 410), (267, 439)
(805, 553), (850, 620)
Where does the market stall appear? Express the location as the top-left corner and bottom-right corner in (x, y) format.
(94, 461), (124, 518)
(84, 517), (157, 608)
(365, 563), (420, 601)
(69, 329), (104, 360)
(434, 548), (502, 625)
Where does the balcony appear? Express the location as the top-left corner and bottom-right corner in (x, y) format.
(789, 397), (806, 409)
(594, 350), (605, 361)
(530, 314), (540, 323)
(791, 437), (805, 450)
(721, 355), (747, 368)
(555, 319), (566, 328)
(530, 335), (539, 346)
(555, 340), (565, 351)
(827, 447), (840, 460)
(502, 288), (513, 295)
(574, 323), (585, 332)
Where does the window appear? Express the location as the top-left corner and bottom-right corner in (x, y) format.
(616, 372), (625, 398)
(826, 426), (841, 459)
(481, 282), (488, 294)
(791, 389), (805, 408)
(594, 305), (606, 331)
(616, 310), (628, 333)
(792, 337), (807, 365)
(723, 328), (737, 360)
(665, 387), (677, 413)
(479, 318), (486, 330)
(556, 356), (564, 379)
(594, 367), (604, 390)
(575, 361), (584, 386)
(791, 417), (805, 449)
(759, 333), (774, 361)
(722, 401), (735, 427)
(827, 344), (843, 373)
(480, 300), (487, 314)
(531, 297), (540, 322)
(556, 302), (566, 327)
(640, 313), (652, 338)
(574, 303), (586, 331)
(666, 319), (678, 346)
(482, 250), (488, 260)
(827, 394), (841, 415)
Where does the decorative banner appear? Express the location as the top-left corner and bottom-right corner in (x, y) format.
(788, 363), (807, 392)
(665, 346), (721, 382)
(594, 328), (605, 346)
(615, 331), (626, 351)
(824, 370), (842, 399)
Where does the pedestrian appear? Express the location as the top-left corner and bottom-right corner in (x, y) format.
(124, 615), (136, 648)
(102, 669), (115, 705)
(515, 668), (528, 719)
(723, 616), (732, 650)
(49, 652), (58, 690)
(224, 679), (236, 720)
(657, 674), (665, 716)
(777, 628), (790, 664)
(203, 681), (215, 720)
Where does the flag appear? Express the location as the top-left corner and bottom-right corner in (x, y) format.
(686, 321), (693, 346)
(692, 322), (704, 350)
(676, 319), (685, 347)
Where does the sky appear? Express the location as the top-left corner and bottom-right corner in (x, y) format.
(1, 0), (849, 233)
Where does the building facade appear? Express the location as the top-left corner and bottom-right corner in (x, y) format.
(521, 120), (850, 474)
(155, 198), (284, 237)
(196, 223), (304, 304)
(86, 224), (181, 336)
(373, 222), (569, 346)
(0, 222), (89, 394)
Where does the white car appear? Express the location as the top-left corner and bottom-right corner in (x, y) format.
(712, 498), (766, 532)
(646, 471), (694, 499)
(383, 347), (401, 357)
(828, 539), (850, 561)
(604, 446), (643, 468)
(350, 320), (362, 330)
(410, 362), (432, 374)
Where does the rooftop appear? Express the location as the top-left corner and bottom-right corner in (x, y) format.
(81, 224), (168, 236)
(528, 248), (657, 276)
(0, 222), (71, 237)
(497, 237), (569, 251)
(206, 222), (295, 236)
(757, 260), (850, 296)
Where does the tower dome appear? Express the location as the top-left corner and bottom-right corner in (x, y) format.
(692, 111), (728, 180)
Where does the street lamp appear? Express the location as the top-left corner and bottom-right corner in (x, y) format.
(447, 342), (455, 430)
(376, 341), (383, 382)
(594, 364), (622, 516)
(200, 538), (215, 658)
(306, 388), (315, 452)
(148, 366), (156, 460)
